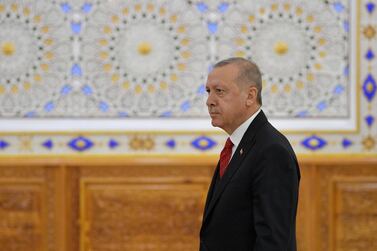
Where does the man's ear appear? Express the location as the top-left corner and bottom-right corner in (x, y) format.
(246, 86), (258, 106)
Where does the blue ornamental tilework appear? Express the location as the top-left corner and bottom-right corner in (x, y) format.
(0, 0), (377, 155)
(191, 136), (217, 151)
(213, 0), (351, 118)
(68, 136), (94, 152)
(0, 0), (71, 117)
(0, 0), (352, 119)
(0, 134), (227, 155)
(301, 135), (327, 151)
(0, 140), (10, 150)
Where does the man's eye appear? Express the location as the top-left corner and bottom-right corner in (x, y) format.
(216, 89), (224, 93)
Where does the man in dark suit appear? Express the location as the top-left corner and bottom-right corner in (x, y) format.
(200, 57), (300, 251)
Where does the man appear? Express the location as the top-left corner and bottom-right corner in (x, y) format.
(199, 57), (300, 251)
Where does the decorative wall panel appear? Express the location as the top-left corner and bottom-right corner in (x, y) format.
(0, 0), (71, 117)
(0, 181), (44, 251)
(80, 178), (208, 251)
(216, 0), (351, 118)
(1, 157), (377, 251)
(314, 163), (377, 251)
(0, 0), (376, 155)
(0, 165), (59, 251)
(333, 179), (377, 251)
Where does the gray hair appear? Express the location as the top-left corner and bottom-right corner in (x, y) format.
(213, 57), (262, 105)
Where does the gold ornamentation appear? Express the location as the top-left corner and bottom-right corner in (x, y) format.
(1, 41), (16, 56)
(170, 74), (178, 82)
(363, 25), (376, 39)
(160, 81), (167, 90)
(283, 3), (291, 11)
(34, 74), (42, 82)
(147, 84), (155, 93)
(103, 25), (112, 34)
(137, 42), (152, 55)
(271, 3), (278, 11)
(235, 51), (246, 57)
(129, 136), (155, 150)
(296, 80), (304, 89)
(366, 81), (375, 92)
(111, 15), (119, 24)
(295, 6), (303, 15)
(181, 51), (191, 58)
(103, 64), (112, 72)
(44, 38), (53, 46)
(362, 136), (375, 150)
(177, 25), (186, 33)
(11, 3), (18, 12)
(180, 38), (189, 46)
(234, 38), (245, 46)
(11, 85), (18, 94)
(134, 84), (142, 94)
(23, 82), (31, 91)
(44, 51), (54, 60)
(274, 41), (289, 55)
(122, 81), (130, 90)
(284, 84), (291, 93)
(271, 84), (278, 93)
(18, 136), (33, 151)
(308, 138), (319, 148)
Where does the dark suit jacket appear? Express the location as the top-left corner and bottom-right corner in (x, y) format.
(199, 110), (300, 251)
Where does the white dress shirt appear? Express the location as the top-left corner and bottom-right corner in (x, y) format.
(229, 109), (261, 158)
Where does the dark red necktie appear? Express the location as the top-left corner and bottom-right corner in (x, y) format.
(219, 138), (233, 178)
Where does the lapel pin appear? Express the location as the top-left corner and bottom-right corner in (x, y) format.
(240, 148), (243, 155)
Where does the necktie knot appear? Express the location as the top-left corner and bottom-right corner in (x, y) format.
(224, 137), (233, 150)
(219, 138), (233, 178)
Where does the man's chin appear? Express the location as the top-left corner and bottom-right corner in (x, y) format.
(211, 120), (221, 128)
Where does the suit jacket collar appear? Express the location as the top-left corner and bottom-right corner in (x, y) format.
(230, 108), (261, 153)
(202, 110), (268, 225)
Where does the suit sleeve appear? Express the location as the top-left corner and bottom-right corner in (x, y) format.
(252, 144), (299, 251)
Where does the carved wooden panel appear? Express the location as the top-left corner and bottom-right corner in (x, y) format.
(0, 180), (44, 251)
(1, 157), (377, 251)
(0, 164), (60, 251)
(80, 178), (208, 251)
(315, 162), (377, 251)
(333, 179), (377, 251)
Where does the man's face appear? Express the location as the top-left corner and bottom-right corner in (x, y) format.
(205, 64), (249, 134)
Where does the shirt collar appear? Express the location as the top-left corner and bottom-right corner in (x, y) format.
(230, 108), (261, 151)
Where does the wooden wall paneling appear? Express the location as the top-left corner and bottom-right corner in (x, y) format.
(0, 178), (45, 251)
(315, 161), (377, 251)
(0, 156), (377, 251)
(0, 162), (61, 251)
(332, 177), (377, 251)
(75, 159), (215, 251)
(79, 177), (209, 251)
(55, 165), (69, 251)
(296, 163), (318, 251)
(66, 165), (81, 251)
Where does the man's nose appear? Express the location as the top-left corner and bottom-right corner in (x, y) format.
(206, 93), (214, 107)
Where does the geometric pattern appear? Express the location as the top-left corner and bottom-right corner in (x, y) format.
(1, 0), (351, 118)
(216, 0), (351, 118)
(0, 0), (70, 117)
(0, 0), (376, 155)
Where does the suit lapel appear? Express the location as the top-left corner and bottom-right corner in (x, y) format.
(202, 110), (268, 224)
